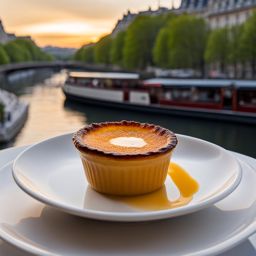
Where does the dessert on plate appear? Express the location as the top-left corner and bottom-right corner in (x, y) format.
(73, 120), (178, 196)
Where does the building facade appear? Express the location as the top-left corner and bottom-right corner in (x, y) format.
(0, 20), (33, 44)
(113, 0), (256, 36)
(179, 0), (256, 28)
(0, 20), (16, 43)
(207, 0), (256, 28)
(112, 7), (172, 36)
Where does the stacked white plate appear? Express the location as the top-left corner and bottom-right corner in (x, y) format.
(0, 133), (255, 255)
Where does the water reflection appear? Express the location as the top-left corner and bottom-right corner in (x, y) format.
(64, 100), (256, 157)
(14, 86), (87, 146)
(0, 69), (255, 157)
(0, 70), (87, 148)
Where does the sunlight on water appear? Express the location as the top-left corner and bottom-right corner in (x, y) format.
(12, 72), (87, 147)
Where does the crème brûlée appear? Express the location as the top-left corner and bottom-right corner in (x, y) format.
(73, 121), (178, 196)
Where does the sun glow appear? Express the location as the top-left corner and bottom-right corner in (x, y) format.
(16, 20), (110, 47)
(19, 21), (109, 35)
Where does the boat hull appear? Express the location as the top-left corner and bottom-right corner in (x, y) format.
(63, 91), (256, 125)
(0, 103), (29, 143)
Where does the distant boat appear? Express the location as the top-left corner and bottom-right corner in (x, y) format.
(62, 71), (256, 124)
(0, 89), (29, 143)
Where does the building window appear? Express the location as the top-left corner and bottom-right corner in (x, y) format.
(214, 2), (218, 11)
(226, 0), (229, 9)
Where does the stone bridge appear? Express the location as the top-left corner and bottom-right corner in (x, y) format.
(0, 61), (122, 75)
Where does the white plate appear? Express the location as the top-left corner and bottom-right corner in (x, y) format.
(1, 159), (256, 256)
(12, 133), (242, 222)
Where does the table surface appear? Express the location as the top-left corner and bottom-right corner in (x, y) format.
(0, 146), (255, 256)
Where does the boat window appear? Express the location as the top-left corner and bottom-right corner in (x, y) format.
(238, 90), (256, 107)
(66, 77), (76, 84)
(67, 76), (140, 89)
(162, 87), (221, 103)
(68, 77), (91, 85)
(77, 78), (92, 86)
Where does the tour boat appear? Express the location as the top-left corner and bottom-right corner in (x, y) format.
(0, 89), (29, 143)
(63, 72), (256, 124)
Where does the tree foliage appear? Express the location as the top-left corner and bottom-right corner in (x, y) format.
(110, 31), (126, 66)
(14, 39), (40, 60)
(205, 28), (229, 72)
(83, 46), (94, 63)
(4, 41), (31, 62)
(153, 28), (170, 68)
(168, 15), (208, 71)
(228, 26), (243, 64)
(123, 15), (168, 69)
(94, 36), (112, 64)
(240, 12), (256, 75)
(2, 39), (52, 63)
(227, 25), (243, 76)
(73, 47), (84, 61)
(0, 44), (10, 64)
(74, 45), (94, 63)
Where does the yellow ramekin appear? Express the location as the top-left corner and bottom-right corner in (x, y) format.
(73, 121), (178, 196)
(79, 151), (173, 196)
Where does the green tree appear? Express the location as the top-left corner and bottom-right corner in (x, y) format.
(0, 44), (10, 64)
(123, 15), (167, 70)
(240, 12), (256, 77)
(4, 41), (32, 63)
(83, 46), (94, 63)
(94, 36), (112, 65)
(39, 52), (54, 61)
(110, 31), (126, 66)
(14, 39), (39, 60)
(168, 15), (208, 74)
(152, 14), (176, 68)
(4, 39), (53, 62)
(73, 45), (94, 63)
(73, 47), (85, 61)
(205, 28), (229, 73)
(228, 25), (243, 77)
(153, 28), (169, 68)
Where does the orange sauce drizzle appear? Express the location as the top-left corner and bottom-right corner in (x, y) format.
(110, 162), (199, 211)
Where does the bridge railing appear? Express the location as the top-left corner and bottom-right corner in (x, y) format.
(0, 61), (126, 74)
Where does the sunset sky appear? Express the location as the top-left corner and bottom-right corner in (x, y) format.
(0, 0), (181, 48)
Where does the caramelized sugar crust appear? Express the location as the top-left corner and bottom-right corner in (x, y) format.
(73, 121), (177, 158)
(84, 125), (168, 154)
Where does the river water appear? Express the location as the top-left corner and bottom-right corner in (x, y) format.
(1, 69), (255, 157)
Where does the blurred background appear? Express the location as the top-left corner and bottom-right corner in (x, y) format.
(0, 0), (255, 157)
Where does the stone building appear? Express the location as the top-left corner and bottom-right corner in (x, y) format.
(112, 1), (256, 36)
(179, 0), (256, 28)
(0, 19), (33, 44)
(207, 0), (256, 28)
(112, 7), (173, 36)
(0, 20), (16, 43)
(179, 0), (209, 14)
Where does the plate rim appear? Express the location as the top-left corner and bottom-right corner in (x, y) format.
(0, 158), (254, 256)
(12, 133), (242, 221)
